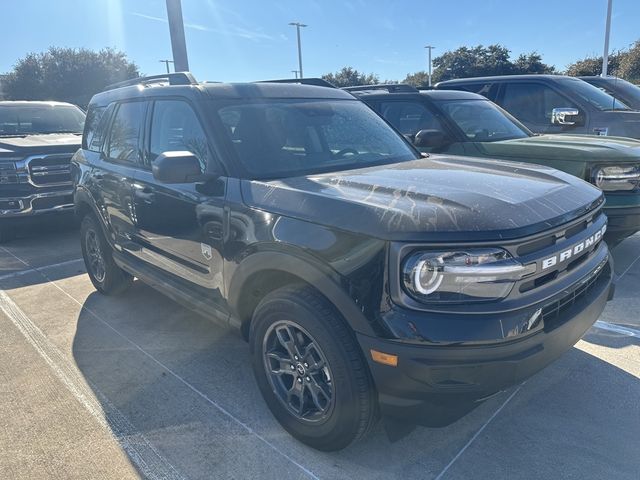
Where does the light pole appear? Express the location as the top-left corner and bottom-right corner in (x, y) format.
(291, 70), (299, 79)
(601, 0), (613, 77)
(425, 45), (435, 87)
(289, 22), (307, 79)
(165, 0), (189, 72)
(159, 59), (174, 73)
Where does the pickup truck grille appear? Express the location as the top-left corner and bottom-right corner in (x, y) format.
(28, 155), (72, 186)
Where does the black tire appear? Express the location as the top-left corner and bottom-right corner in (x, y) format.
(80, 214), (132, 295)
(250, 284), (378, 451)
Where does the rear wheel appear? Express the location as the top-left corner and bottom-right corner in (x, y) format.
(80, 214), (132, 295)
(250, 285), (378, 451)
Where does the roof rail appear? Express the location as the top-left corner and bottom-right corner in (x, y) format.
(343, 84), (419, 93)
(104, 72), (198, 92)
(256, 78), (336, 88)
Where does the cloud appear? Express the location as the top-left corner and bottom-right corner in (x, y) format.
(129, 11), (276, 41)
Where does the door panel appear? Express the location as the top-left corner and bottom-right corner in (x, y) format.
(132, 99), (227, 306)
(99, 101), (147, 250)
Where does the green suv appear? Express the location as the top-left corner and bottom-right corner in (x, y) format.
(349, 85), (640, 246)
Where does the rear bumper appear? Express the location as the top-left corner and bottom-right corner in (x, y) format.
(0, 190), (74, 219)
(356, 255), (613, 427)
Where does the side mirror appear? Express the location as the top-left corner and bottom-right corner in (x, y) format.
(551, 107), (583, 126)
(152, 151), (215, 184)
(414, 129), (450, 150)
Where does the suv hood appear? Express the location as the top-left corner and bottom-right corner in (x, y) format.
(0, 133), (82, 156)
(241, 156), (603, 242)
(480, 134), (640, 163)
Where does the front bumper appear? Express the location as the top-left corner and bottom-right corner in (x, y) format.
(0, 190), (74, 219)
(603, 204), (640, 245)
(356, 254), (613, 427)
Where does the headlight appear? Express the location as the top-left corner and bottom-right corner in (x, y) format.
(402, 248), (534, 304)
(592, 165), (640, 191)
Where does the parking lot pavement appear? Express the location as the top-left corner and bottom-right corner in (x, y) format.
(0, 228), (638, 480)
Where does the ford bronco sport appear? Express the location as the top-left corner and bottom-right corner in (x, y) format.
(72, 73), (614, 451)
(0, 101), (85, 242)
(348, 84), (640, 246)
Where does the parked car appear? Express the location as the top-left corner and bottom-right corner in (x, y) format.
(73, 73), (613, 451)
(0, 101), (85, 242)
(348, 85), (640, 246)
(436, 74), (640, 138)
(580, 76), (640, 111)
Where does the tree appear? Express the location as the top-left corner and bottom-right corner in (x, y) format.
(513, 53), (556, 75)
(412, 44), (556, 83)
(3, 47), (139, 107)
(321, 67), (379, 88)
(402, 71), (430, 87)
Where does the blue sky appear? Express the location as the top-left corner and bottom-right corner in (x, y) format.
(1, 0), (639, 82)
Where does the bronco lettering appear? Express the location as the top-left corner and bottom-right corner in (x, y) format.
(541, 224), (607, 271)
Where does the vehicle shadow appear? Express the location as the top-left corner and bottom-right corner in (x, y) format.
(71, 282), (640, 479)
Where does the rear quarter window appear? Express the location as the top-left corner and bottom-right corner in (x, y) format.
(83, 104), (110, 152)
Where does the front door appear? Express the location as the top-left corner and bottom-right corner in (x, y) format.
(131, 99), (227, 305)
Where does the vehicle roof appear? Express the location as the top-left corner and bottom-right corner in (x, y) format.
(352, 89), (485, 101)
(437, 74), (580, 85)
(90, 81), (353, 106)
(0, 100), (77, 108)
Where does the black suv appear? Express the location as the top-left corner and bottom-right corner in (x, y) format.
(0, 101), (85, 242)
(73, 73), (613, 451)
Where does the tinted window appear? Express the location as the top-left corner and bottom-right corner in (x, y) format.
(149, 100), (211, 171)
(107, 102), (145, 164)
(83, 105), (107, 151)
(501, 83), (577, 125)
(561, 77), (630, 111)
(437, 99), (530, 141)
(379, 101), (446, 136)
(216, 99), (417, 179)
(447, 82), (495, 98)
(0, 105), (85, 135)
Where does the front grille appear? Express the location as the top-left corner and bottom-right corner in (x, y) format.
(28, 155), (72, 186)
(541, 257), (609, 330)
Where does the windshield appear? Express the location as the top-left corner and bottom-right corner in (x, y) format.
(0, 105), (85, 136)
(215, 99), (418, 179)
(596, 78), (640, 107)
(437, 99), (531, 142)
(562, 78), (631, 111)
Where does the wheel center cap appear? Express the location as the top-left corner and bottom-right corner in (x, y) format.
(295, 363), (306, 376)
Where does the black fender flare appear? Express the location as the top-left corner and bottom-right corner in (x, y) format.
(73, 186), (114, 246)
(227, 250), (377, 337)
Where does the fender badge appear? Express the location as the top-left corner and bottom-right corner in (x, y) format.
(201, 243), (212, 260)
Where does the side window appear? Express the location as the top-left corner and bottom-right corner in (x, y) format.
(379, 101), (446, 137)
(106, 102), (145, 164)
(84, 104), (113, 152)
(449, 82), (495, 98)
(149, 100), (211, 172)
(501, 83), (577, 125)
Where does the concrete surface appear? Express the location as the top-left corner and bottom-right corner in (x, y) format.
(0, 223), (638, 480)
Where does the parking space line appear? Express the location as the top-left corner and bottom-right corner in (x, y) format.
(434, 384), (524, 480)
(0, 258), (84, 281)
(594, 320), (640, 339)
(0, 289), (186, 480)
(0, 246), (321, 480)
(618, 250), (640, 280)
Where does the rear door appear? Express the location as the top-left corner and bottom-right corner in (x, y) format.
(95, 100), (148, 251)
(131, 98), (227, 303)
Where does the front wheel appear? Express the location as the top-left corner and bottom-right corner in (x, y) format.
(250, 285), (378, 451)
(80, 214), (132, 295)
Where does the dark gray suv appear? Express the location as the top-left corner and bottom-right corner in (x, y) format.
(437, 74), (640, 138)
